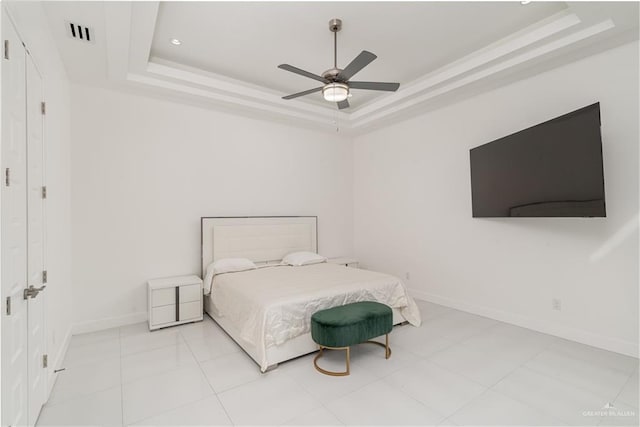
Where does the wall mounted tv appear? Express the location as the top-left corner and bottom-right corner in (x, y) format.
(470, 103), (606, 218)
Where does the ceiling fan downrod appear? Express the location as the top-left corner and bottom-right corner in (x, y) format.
(329, 18), (342, 70)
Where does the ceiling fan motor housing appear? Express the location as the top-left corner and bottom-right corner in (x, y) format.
(322, 68), (342, 82)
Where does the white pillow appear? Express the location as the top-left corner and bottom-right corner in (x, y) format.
(282, 251), (327, 266)
(203, 258), (256, 294)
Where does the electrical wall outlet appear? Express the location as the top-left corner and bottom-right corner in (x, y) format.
(405, 272), (410, 280)
(552, 298), (562, 311)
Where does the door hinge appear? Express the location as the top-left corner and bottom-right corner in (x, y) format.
(41, 101), (46, 115)
(42, 186), (47, 199)
(5, 168), (10, 186)
(43, 270), (48, 284)
(6, 296), (11, 316)
(42, 354), (48, 368)
(3, 40), (8, 60)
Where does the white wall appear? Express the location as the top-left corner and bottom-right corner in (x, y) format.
(4, 2), (73, 391)
(71, 85), (353, 331)
(354, 41), (639, 357)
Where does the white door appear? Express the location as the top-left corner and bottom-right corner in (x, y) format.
(26, 51), (46, 425)
(1, 11), (29, 427)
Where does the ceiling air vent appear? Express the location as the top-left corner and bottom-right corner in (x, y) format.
(66, 22), (95, 44)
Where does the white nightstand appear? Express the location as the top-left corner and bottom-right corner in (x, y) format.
(328, 257), (359, 268)
(148, 275), (203, 331)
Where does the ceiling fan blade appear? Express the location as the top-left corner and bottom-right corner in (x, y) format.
(282, 87), (323, 100)
(278, 64), (329, 84)
(348, 81), (400, 92)
(337, 99), (350, 109)
(337, 51), (377, 81)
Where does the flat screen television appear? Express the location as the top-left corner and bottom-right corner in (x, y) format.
(470, 103), (606, 218)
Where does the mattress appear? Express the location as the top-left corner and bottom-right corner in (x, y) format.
(206, 262), (422, 371)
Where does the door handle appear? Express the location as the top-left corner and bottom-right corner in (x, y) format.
(23, 285), (46, 300)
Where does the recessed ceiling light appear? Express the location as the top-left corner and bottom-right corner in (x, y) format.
(521, 1), (531, 4)
(170, 38), (182, 46)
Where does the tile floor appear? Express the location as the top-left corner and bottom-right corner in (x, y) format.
(37, 300), (638, 426)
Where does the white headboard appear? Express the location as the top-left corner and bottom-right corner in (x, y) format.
(201, 216), (318, 276)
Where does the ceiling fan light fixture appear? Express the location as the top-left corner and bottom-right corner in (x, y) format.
(323, 83), (349, 102)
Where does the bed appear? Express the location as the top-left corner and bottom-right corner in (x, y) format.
(201, 216), (421, 372)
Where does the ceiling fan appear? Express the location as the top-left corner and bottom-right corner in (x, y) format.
(278, 18), (400, 110)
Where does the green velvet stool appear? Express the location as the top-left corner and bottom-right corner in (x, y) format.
(311, 301), (392, 376)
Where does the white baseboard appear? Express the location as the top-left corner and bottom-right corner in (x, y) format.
(47, 326), (72, 399)
(410, 288), (638, 358)
(71, 311), (147, 335)
(45, 313), (146, 399)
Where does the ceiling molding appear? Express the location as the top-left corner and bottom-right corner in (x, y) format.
(128, 2), (159, 74)
(144, 60), (345, 122)
(351, 18), (617, 130)
(349, 10), (582, 121)
(120, 5), (620, 132)
(124, 1), (350, 130)
(126, 72), (343, 130)
(46, 1), (638, 135)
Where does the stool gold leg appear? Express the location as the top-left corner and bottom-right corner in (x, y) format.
(313, 336), (391, 377)
(385, 333), (390, 359)
(314, 345), (350, 376)
(346, 346), (350, 375)
(362, 338), (392, 359)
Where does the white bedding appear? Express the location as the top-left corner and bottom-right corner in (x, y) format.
(206, 263), (422, 371)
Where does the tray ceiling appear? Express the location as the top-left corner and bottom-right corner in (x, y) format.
(150, 2), (566, 109)
(42, 1), (639, 134)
